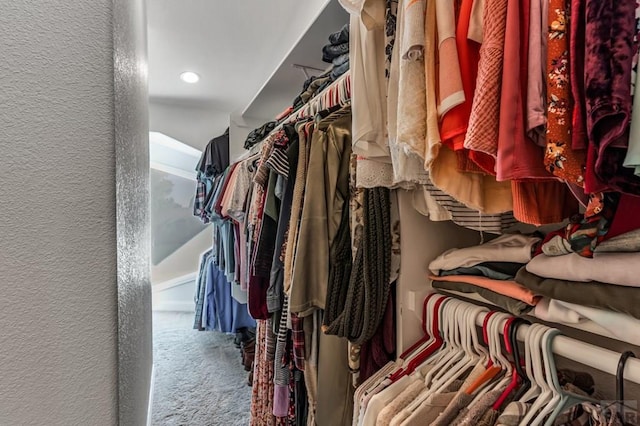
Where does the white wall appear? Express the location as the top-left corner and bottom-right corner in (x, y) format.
(152, 227), (212, 284)
(149, 100), (230, 151)
(0, 1), (149, 424)
(396, 190), (482, 351)
(153, 279), (197, 313)
(229, 111), (269, 161)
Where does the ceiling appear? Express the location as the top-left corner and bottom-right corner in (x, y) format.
(147, 0), (347, 120)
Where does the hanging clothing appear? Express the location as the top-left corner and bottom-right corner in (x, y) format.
(193, 248), (214, 330)
(202, 257), (256, 333)
(545, 0), (586, 186)
(414, 184), (518, 234)
(387, 0), (431, 186)
(267, 133), (299, 314)
(196, 127), (230, 179)
(395, 0), (427, 161)
(342, 0), (391, 161)
(289, 107), (353, 316)
(438, 0), (494, 175)
(463, 0), (509, 160)
(584, 0), (639, 195)
(251, 319), (285, 426)
(527, 0), (549, 146)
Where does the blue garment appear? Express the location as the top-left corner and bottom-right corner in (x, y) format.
(204, 260), (256, 333)
(193, 249), (213, 330)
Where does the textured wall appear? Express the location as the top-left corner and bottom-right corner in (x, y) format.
(0, 2), (119, 424)
(114, 0), (153, 424)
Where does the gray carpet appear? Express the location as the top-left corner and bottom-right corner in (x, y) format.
(152, 312), (252, 426)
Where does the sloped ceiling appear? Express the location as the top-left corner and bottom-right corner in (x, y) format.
(147, 0), (332, 113)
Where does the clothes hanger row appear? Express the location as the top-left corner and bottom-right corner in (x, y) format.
(232, 72), (352, 165)
(357, 294), (640, 425)
(289, 71), (351, 121)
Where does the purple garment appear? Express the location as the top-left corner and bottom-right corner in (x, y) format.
(273, 385), (289, 418)
(584, 0), (640, 194)
(233, 223), (240, 283)
(204, 260), (256, 333)
(570, 0), (588, 150)
(359, 291), (396, 382)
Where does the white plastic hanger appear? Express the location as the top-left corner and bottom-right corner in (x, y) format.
(518, 323), (544, 404)
(425, 300), (466, 385)
(541, 330), (602, 426)
(468, 312), (512, 405)
(420, 302), (481, 403)
(519, 325), (554, 426)
(357, 295), (448, 413)
(467, 304), (490, 361)
(529, 328), (563, 426)
(423, 301), (481, 397)
(402, 299), (466, 413)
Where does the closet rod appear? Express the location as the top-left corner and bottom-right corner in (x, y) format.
(473, 310), (640, 385)
(233, 70), (351, 164)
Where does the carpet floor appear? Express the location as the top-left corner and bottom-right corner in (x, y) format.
(151, 311), (252, 426)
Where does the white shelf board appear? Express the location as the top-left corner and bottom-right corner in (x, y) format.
(241, 0), (348, 121)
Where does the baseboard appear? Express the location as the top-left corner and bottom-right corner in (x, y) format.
(152, 301), (195, 313)
(147, 365), (155, 426)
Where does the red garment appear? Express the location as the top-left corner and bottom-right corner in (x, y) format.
(439, 0), (496, 175)
(291, 314), (305, 371)
(606, 194), (640, 239)
(498, 0), (577, 225)
(511, 180), (578, 225)
(359, 291), (396, 383)
(248, 275), (270, 320)
(464, 0), (510, 165)
(497, 0), (550, 181)
(534, 228), (567, 256)
(545, 0), (586, 185)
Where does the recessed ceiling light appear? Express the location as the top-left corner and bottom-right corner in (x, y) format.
(180, 71), (200, 83)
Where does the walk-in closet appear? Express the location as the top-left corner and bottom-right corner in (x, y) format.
(187, 0), (640, 424)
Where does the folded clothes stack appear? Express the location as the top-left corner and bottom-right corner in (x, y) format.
(426, 230), (640, 344)
(426, 224), (640, 343)
(285, 24), (352, 118)
(428, 233), (542, 316)
(323, 24), (350, 81)
(512, 223), (640, 343)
